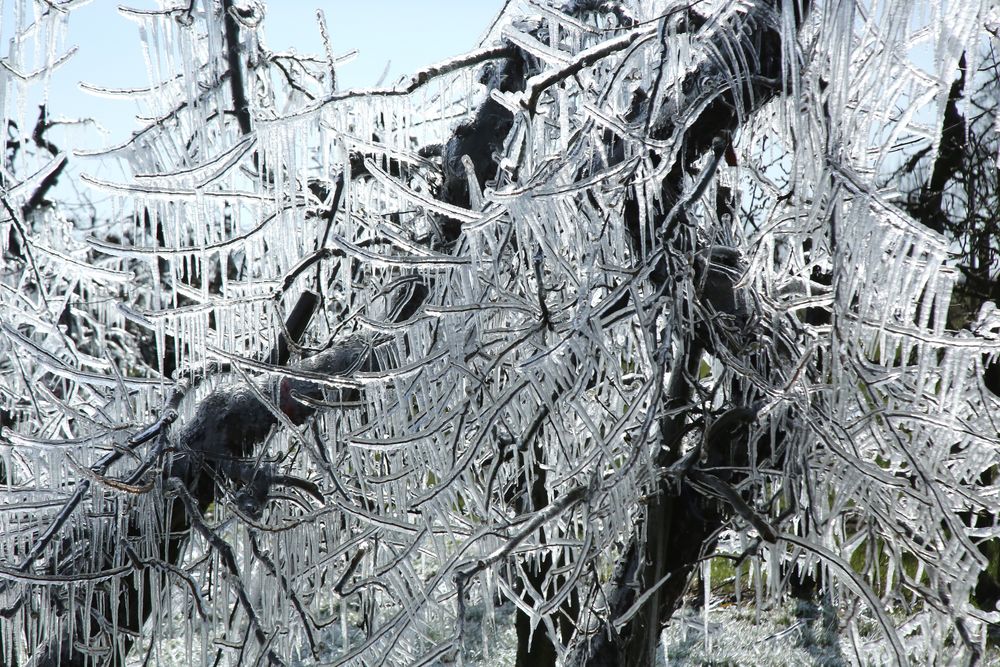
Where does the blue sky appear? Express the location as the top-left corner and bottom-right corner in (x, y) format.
(4, 1), (505, 149)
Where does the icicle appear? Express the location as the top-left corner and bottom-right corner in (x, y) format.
(702, 558), (712, 654)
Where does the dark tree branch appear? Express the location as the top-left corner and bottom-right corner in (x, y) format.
(222, 0), (252, 136)
(167, 478), (285, 666)
(16, 290), (320, 667)
(571, 2), (811, 664)
(905, 53), (967, 234)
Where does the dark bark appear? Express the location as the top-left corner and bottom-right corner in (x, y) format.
(571, 2), (809, 664)
(899, 53), (1000, 629)
(5, 106), (67, 261)
(905, 54), (967, 234)
(221, 0), (252, 136)
(10, 32), (528, 660)
(438, 54), (529, 243)
(511, 413), (581, 667)
(7, 3), (817, 665)
(428, 46), (585, 667)
(14, 290), (322, 667)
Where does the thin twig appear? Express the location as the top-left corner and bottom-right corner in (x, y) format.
(167, 478), (286, 667)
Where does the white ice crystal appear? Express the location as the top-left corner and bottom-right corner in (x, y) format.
(1, 1), (998, 666)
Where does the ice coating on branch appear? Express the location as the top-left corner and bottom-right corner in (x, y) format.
(1, 0), (999, 665)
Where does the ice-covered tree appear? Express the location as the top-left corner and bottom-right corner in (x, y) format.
(1, 0), (998, 665)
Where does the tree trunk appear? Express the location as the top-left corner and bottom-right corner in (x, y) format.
(571, 2), (810, 663)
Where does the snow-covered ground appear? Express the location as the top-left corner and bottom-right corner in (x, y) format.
(127, 593), (1000, 666)
(660, 601), (846, 666)
(658, 600), (1000, 667)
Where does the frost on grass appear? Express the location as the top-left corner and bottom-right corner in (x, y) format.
(660, 598), (1000, 667)
(1, 0), (999, 666)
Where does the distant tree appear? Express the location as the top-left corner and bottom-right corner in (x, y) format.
(1, 1), (998, 666)
(896, 41), (1000, 633)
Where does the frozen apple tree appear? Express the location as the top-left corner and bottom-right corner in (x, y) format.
(1, 0), (999, 665)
